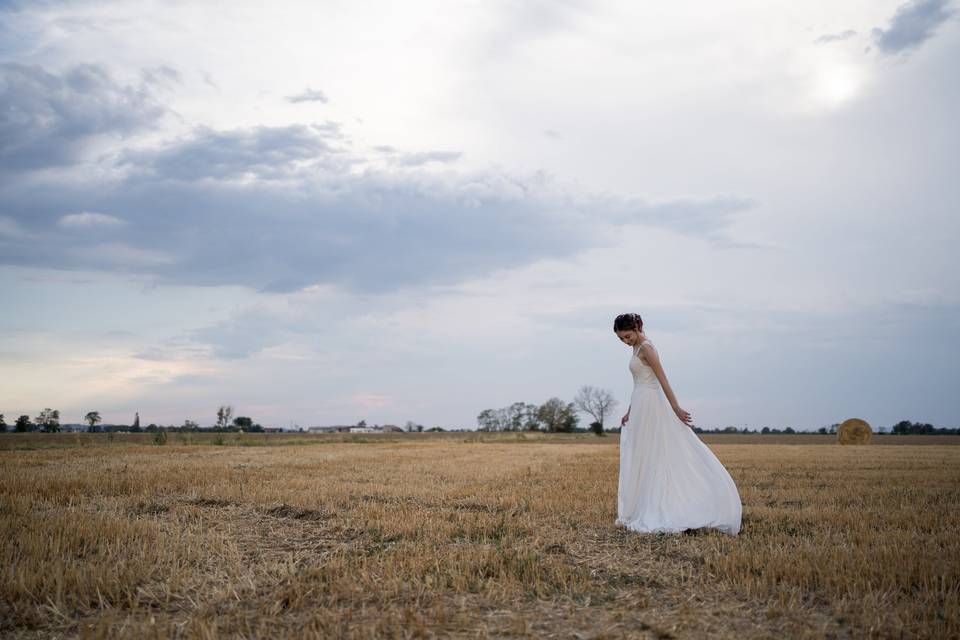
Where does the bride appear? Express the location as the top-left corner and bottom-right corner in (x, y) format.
(613, 313), (741, 536)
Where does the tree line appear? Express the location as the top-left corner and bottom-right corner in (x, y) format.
(1, 409), (955, 436)
(689, 420), (960, 435)
(887, 420), (959, 435)
(476, 386), (618, 436)
(0, 405), (265, 433)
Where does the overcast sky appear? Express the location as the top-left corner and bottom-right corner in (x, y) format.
(1, 0), (957, 431)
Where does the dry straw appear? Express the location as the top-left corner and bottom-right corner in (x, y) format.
(838, 418), (872, 444)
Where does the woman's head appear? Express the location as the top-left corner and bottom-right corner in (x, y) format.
(613, 313), (643, 346)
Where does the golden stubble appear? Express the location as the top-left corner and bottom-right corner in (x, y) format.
(1, 432), (957, 639)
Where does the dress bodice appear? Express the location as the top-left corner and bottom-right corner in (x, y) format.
(630, 340), (660, 389)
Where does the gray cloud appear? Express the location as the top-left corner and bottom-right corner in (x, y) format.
(484, 0), (588, 54)
(0, 47), (755, 298)
(139, 65), (182, 89)
(0, 120), (753, 295)
(608, 195), (760, 247)
(188, 321), (283, 360)
(0, 62), (169, 174)
(286, 87), (329, 104)
(814, 29), (857, 44)
(0, 215), (31, 238)
(117, 122), (355, 181)
(372, 146), (463, 166)
(0, 0), (35, 13)
(0, 163), (601, 294)
(184, 301), (324, 360)
(393, 150), (463, 166)
(871, 0), (955, 55)
(58, 211), (126, 228)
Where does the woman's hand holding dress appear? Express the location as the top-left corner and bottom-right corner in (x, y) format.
(672, 405), (693, 427)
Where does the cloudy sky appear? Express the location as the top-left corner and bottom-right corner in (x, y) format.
(1, 0), (957, 431)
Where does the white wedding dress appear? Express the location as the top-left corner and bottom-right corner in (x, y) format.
(617, 338), (742, 536)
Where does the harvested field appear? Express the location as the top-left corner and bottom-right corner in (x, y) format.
(1, 432), (957, 638)
(4, 431), (957, 452)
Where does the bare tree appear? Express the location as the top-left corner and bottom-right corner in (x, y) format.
(574, 386), (618, 435)
(216, 405), (234, 430)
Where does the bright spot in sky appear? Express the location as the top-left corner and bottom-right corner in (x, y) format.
(812, 62), (863, 108)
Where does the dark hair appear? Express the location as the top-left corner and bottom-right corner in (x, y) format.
(613, 313), (643, 332)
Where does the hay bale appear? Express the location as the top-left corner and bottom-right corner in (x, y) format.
(837, 418), (872, 444)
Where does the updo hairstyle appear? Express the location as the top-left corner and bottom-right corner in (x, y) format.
(613, 313), (643, 333)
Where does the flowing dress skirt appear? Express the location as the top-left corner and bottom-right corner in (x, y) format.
(617, 381), (742, 536)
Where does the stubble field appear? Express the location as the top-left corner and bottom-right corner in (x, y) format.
(1, 432), (957, 639)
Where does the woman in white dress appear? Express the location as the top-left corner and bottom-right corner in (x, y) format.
(613, 313), (741, 536)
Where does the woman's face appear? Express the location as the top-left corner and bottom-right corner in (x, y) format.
(616, 329), (640, 347)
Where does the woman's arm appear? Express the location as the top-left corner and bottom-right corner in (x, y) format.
(639, 342), (694, 427)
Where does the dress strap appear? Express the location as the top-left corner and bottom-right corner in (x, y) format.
(633, 339), (652, 358)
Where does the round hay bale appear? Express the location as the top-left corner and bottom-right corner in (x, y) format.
(837, 418), (872, 444)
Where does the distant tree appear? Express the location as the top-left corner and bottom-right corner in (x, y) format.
(504, 402), (533, 431)
(573, 386), (618, 434)
(356, 419), (367, 428)
(828, 423), (838, 435)
(893, 420), (912, 435)
(485, 410), (500, 431)
(784, 426), (796, 434)
(486, 407), (506, 431)
(15, 415), (32, 432)
(761, 426), (770, 434)
(476, 409), (497, 431)
(133, 412), (140, 429)
(183, 419), (199, 431)
(233, 416), (254, 431)
(519, 403), (540, 431)
(478, 402), (542, 431)
(817, 427), (828, 434)
(35, 408), (60, 433)
(216, 405), (233, 430)
(503, 402), (520, 431)
(537, 398), (578, 433)
(891, 420), (939, 435)
(0, 414), (6, 432)
(84, 411), (102, 432)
